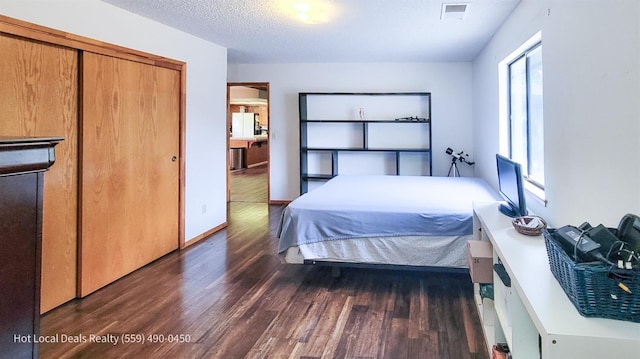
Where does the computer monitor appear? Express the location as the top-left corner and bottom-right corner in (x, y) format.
(496, 154), (528, 217)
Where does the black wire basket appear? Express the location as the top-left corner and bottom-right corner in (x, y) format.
(543, 228), (640, 323)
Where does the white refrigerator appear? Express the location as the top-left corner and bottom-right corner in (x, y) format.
(231, 113), (258, 138)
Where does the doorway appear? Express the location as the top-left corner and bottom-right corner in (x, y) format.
(227, 82), (270, 203)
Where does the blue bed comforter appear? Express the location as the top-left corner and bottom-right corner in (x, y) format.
(277, 175), (500, 253)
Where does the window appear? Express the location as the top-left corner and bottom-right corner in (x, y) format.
(507, 42), (544, 191)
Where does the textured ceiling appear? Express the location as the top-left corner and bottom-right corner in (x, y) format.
(100, 0), (520, 64)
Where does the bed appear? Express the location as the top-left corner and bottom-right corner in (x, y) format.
(277, 175), (500, 269)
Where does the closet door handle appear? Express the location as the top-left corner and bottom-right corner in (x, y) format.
(171, 156), (177, 162)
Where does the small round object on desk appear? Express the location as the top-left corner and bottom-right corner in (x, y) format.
(512, 215), (547, 236)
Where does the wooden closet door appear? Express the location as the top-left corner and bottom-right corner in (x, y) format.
(80, 52), (180, 296)
(0, 33), (79, 313)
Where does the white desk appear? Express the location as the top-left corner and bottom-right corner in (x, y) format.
(473, 202), (640, 359)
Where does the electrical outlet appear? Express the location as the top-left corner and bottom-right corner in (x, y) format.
(201, 204), (207, 214)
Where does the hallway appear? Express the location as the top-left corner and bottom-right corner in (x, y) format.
(230, 163), (268, 203)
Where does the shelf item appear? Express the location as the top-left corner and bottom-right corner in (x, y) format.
(468, 240), (494, 283)
(543, 229), (639, 322)
(472, 202), (640, 359)
(299, 92), (432, 194)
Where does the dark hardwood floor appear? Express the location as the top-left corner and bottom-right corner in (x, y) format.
(39, 201), (489, 358)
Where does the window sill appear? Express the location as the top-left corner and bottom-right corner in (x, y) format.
(524, 181), (547, 207)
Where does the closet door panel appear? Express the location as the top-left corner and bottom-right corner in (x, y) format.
(0, 33), (79, 313)
(80, 52), (179, 296)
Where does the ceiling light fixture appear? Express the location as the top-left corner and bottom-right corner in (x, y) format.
(288, 0), (334, 24)
(294, 3), (311, 12)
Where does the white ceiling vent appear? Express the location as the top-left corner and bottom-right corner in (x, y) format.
(441, 3), (469, 20)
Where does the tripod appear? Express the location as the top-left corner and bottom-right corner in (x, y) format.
(445, 148), (475, 177)
(447, 157), (461, 177)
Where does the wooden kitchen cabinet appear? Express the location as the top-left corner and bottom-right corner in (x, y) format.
(246, 139), (269, 167)
(230, 137), (269, 169)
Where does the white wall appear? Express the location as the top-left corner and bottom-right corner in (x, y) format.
(473, 0), (640, 227)
(228, 62), (474, 200)
(0, 0), (229, 243)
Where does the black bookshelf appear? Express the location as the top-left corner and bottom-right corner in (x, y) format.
(299, 92), (432, 194)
